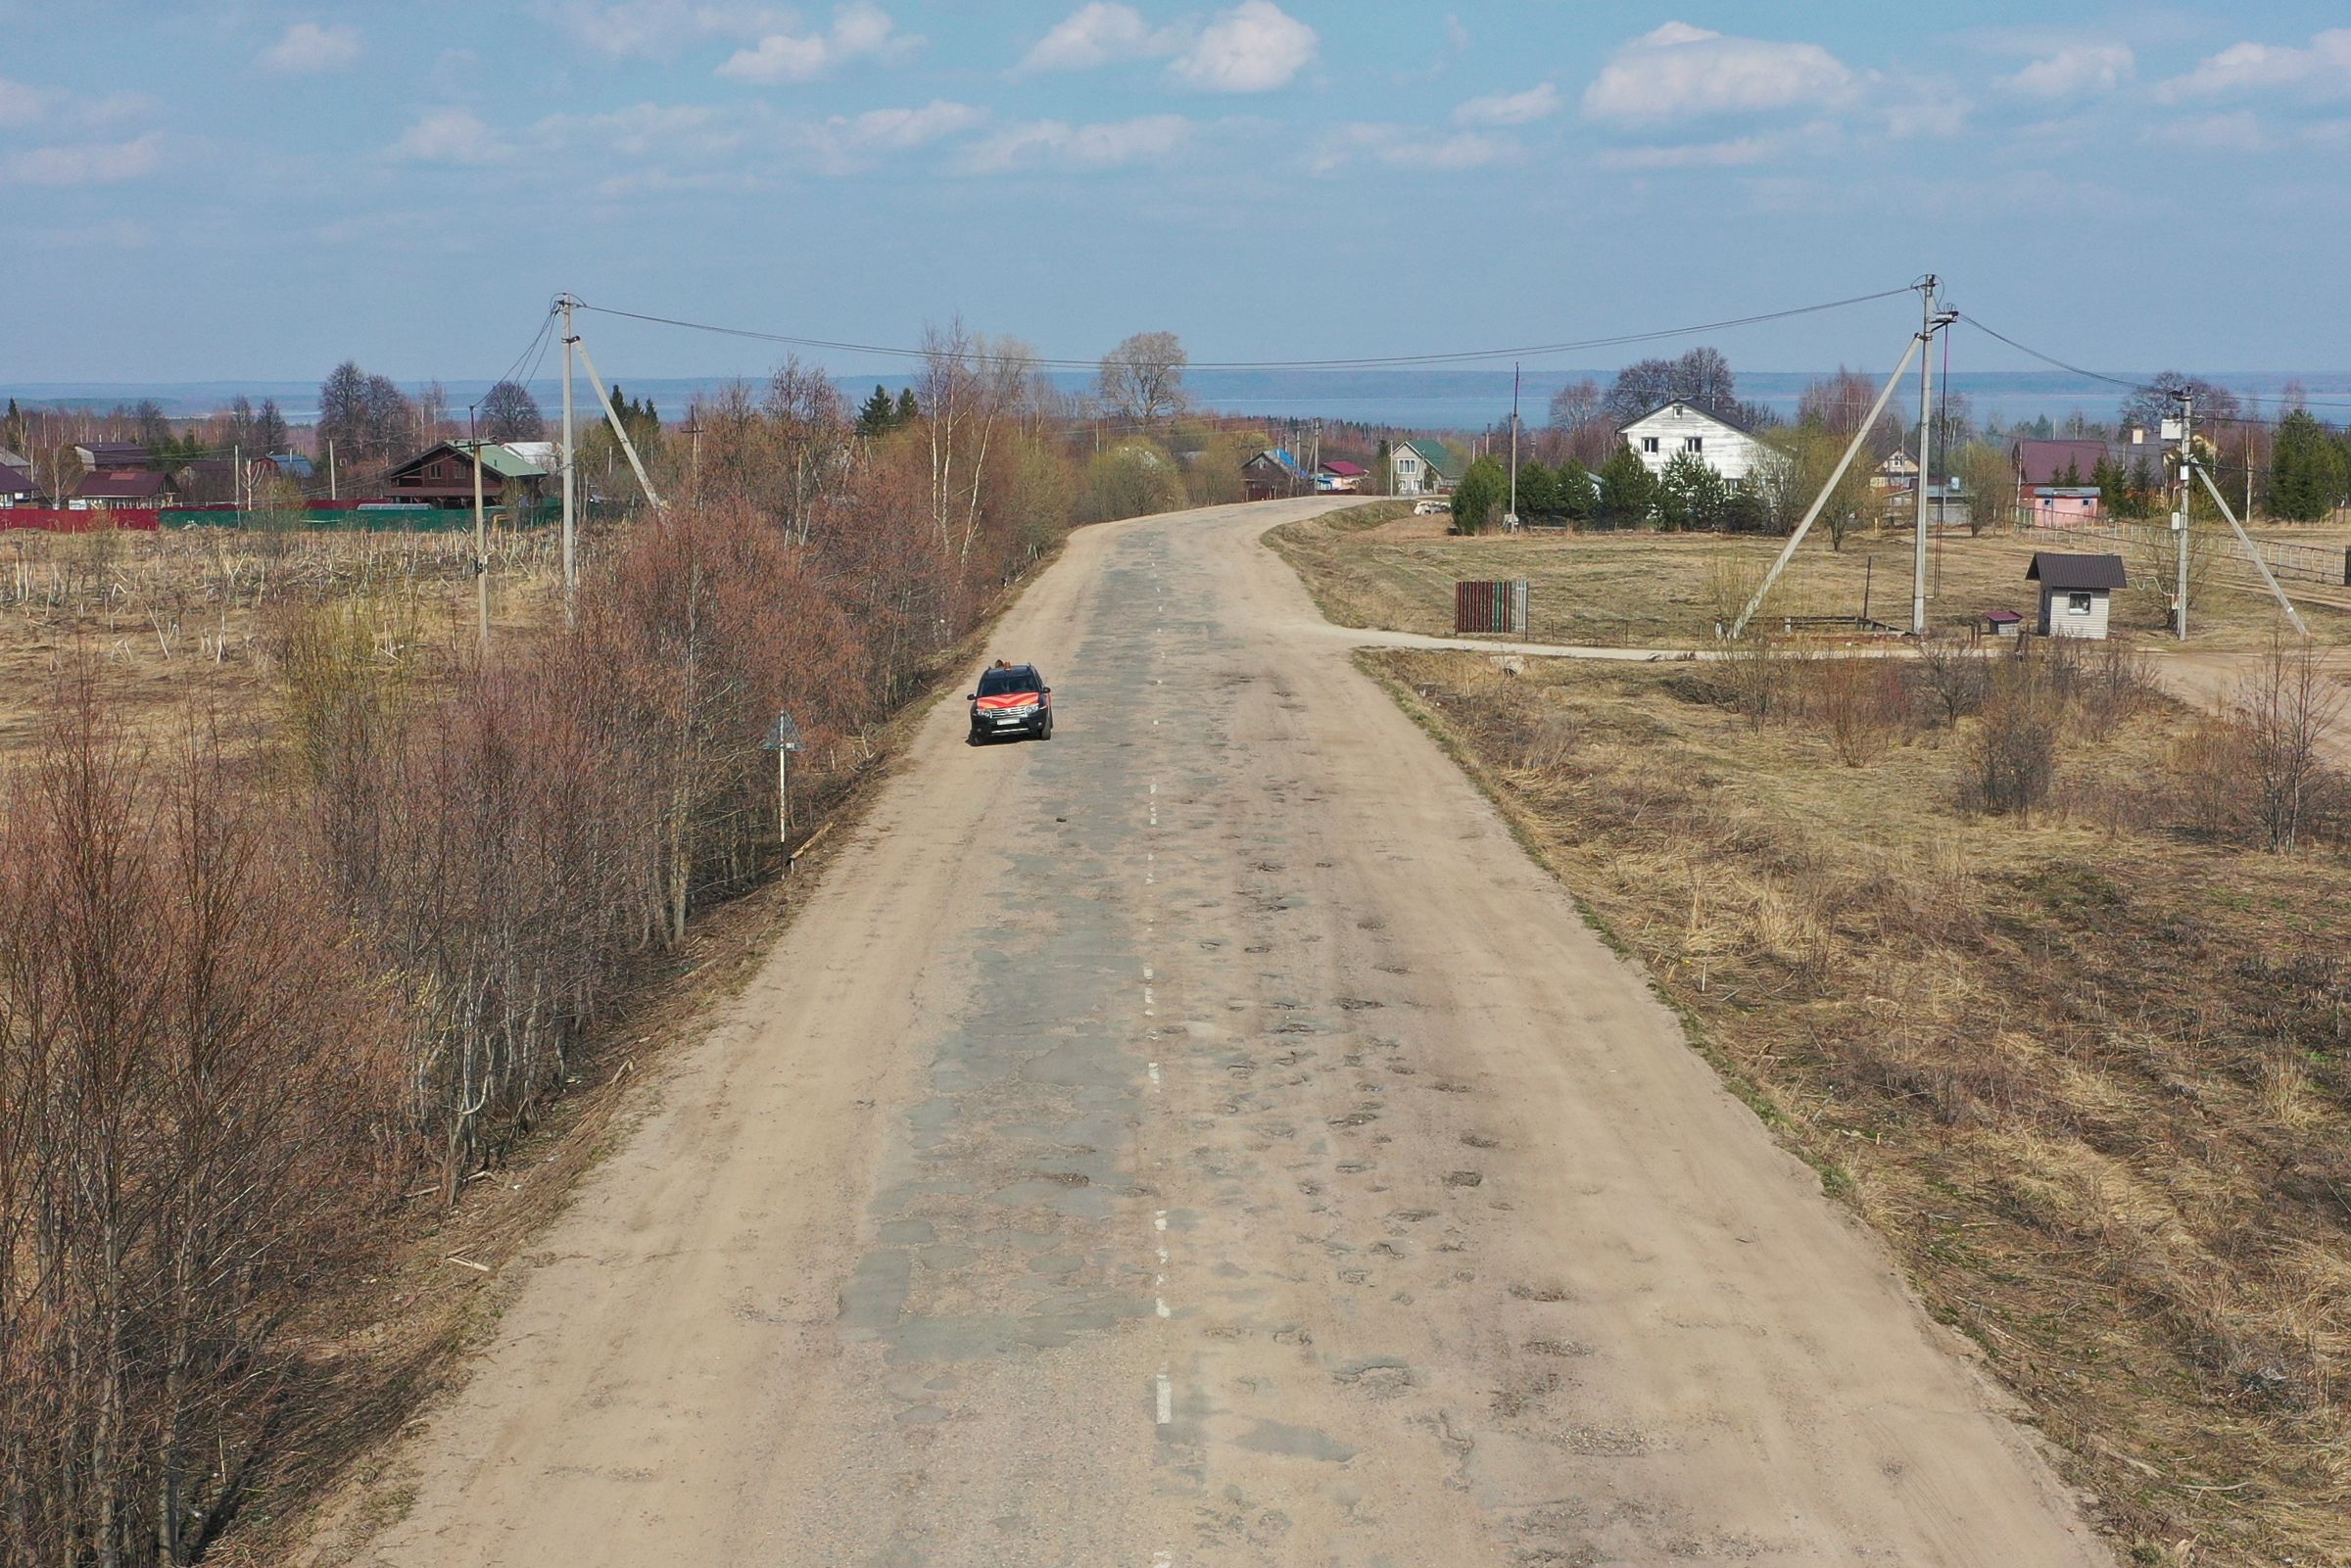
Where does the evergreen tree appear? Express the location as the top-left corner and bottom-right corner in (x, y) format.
(2270, 409), (2349, 522)
(1598, 446), (1655, 525)
(1450, 455), (1509, 535)
(2124, 455), (2156, 520)
(1515, 458), (1560, 519)
(895, 388), (920, 425)
(1558, 456), (1597, 520)
(1655, 451), (1728, 532)
(2091, 455), (2129, 518)
(857, 384), (897, 438)
(1723, 478), (1771, 533)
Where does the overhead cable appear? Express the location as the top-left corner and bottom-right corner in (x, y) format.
(570, 286), (1917, 373)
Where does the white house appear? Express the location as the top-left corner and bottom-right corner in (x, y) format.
(1389, 439), (1463, 497)
(1617, 401), (1770, 484)
(2027, 551), (2125, 640)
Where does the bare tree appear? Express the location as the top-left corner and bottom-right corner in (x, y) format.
(1097, 330), (1189, 432)
(479, 379), (543, 443)
(1797, 366), (1902, 453)
(1546, 377), (1600, 432)
(2236, 632), (2345, 852)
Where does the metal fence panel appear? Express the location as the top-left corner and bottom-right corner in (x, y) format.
(1455, 579), (1530, 634)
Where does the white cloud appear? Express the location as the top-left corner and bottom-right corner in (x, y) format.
(825, 99), (984, 151)
(550, 0), (783, 59)
(391, 109), (510, 164)
(0, 76), (149, 131)
(3, 133), (163, 186)
(1316, 122), (1515, 172)
(718, 2), (916, 82)
(0, 76), (57, 127)
(1170, 1), (1317, 93)
(1884, 84), (1971, 138)
(260, 22), (360, 73)
(1021, 3), (1177, 71)
(1595, 133), (1783, 170)
(959, 114), (1192, 172)
(2000, 43), (2133, 99)
(1454, 82), (1559, 126)
(2158, 28), (2351, 102)
(1583, 22), (1853, 125)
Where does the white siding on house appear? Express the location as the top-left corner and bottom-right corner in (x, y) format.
(1617, 403), (1771, 484)
(1392, 441), (1454, 496)
(2038, 586), (2112, 640)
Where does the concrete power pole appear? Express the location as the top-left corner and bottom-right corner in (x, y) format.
(1508, 361), (1520, 531)
(2172, 390), (2193, 641)
(469, 404), (490, 655)
(559, 294), (579, 619)
(1912, 276), (1937, 637)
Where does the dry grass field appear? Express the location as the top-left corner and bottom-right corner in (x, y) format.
(0, 523), (571, 762)
(1366, 641), (2351, 1566)
(1272, 507), (2351, 652)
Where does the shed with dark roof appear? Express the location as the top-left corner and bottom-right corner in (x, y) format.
(2028, 551), (2126, 639)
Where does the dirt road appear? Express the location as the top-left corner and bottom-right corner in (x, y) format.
(336, 497), (2108, 1566)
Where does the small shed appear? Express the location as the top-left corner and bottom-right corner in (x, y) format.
(1982, 609), (2023, 639)
(2027, 551), (2126, 640)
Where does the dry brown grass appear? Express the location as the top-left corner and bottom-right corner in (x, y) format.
(0, 524), (573, 763)
(1273, 509), (2351, 652)
(1369, 642), (2351, 1566)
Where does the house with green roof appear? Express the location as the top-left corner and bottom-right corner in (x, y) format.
(379, 439), (552, 507)
(1391, 438), (1463, 497)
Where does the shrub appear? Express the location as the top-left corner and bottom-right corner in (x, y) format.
(1964, 664), (2059, 816)
(1811, 657), (1906, 767)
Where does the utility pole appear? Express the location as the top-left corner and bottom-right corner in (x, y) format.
(1507, 361), (1520, 531)
(2171, 390), (2192, 641)
(1734, 333), (1926, 639)
(559, 294), (579, 619)
(1911, 275), (1940, 638)
(469, 405), (490, 655)
(327, 439), (337, 500)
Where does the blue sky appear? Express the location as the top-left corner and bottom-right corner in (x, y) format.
(2, 2), (2347, 385)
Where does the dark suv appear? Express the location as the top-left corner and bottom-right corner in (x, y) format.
(968, 663), (1053, 742)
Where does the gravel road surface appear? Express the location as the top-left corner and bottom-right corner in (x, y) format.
(343, 497), (2109, 1566)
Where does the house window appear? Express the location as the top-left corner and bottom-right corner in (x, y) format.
(2067, 592), (2093, 615)
(1641, 436), (1660, 453)
(1684, 436), (1703, 453)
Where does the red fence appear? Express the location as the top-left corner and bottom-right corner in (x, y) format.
(0, 508), (162, 534)
(1455, 579), (1530, 635)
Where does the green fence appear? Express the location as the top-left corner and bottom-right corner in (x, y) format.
(161, 501), (563, 532)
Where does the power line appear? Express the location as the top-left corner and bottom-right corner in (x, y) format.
(570, 286), (1917, 373)
(1956, 309), (2351, 421)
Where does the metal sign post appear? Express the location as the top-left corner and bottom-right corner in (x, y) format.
(765, 712), (804, 845)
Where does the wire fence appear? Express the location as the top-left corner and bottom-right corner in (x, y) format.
(2014, 509), (2351, 588)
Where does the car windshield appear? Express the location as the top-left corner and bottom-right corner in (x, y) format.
(977, 669), (1040, 696)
